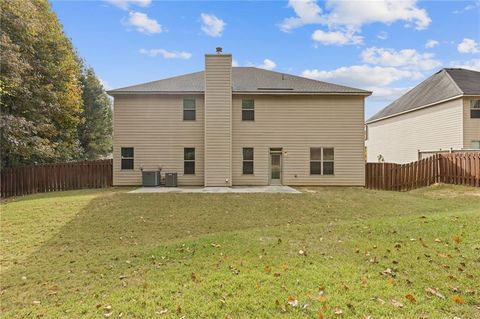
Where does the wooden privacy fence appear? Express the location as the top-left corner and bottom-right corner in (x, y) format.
(366, 153), (480, 191)
(1, 159), (112, 198)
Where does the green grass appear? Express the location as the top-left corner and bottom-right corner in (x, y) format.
(1, 185), (479, 318)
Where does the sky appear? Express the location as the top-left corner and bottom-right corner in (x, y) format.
(51, 0), (480, 118)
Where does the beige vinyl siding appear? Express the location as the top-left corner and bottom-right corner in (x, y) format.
(366, 98), (464, 164)
(232, 95), (365, 186)
(113, 94), (204, 186)
(463, 96), (480, 148)
(204, 54), (232, 186)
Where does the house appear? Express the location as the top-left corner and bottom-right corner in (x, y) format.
(366, 68), (480, 164)
(107, 49), (371, 187)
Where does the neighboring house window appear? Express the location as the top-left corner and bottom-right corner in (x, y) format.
(310, 147), (335, 175)
(242, 148), (254, 174)
(183, 99), (196, 121)
(472, 141), (480, 149)
(471, 100), (480, 118)
(242, 99), (254, 121)
(121, 147), (134, 170)
(184, 148), (195, 174)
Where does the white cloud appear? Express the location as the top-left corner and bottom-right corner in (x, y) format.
(302, 65), (422, 87)
(139, 49), (192, 59)
(361, 47), (441, 70)
(312, 29), (363, 45)
(200, 13), (225, 37)
(367, 86), (410, 101)
(450, 58), (480, 71)
(232, 59), (240, 67)
(453, 1), (480, 14)
(256, 59), (277, 70)
(280, 0), (324, 32)
(323, 0), (431, 30)
(281, 0), (431, 32)
(106, 0), (151, 10)
(425, 39), (439, 48)
(377, 31), (388, 40)
(457, 38), (480, 54)
(125, 11), (163, 34)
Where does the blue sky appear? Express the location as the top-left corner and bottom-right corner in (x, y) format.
(52, 0), (480, 117)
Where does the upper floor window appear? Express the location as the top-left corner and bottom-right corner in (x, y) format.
(184, 148), (195, 174)
(472, 141), (480, 149)
(471, 100), (480, 118)
(310, 147), (334, 175)
(242, 99), (254, 121)
(183, 99), (196, 121)
(121, 147), (134, 170)
(242, 148), (254, 174)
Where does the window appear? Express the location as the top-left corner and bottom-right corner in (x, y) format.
(310, 147), (334, 175)
(471, 100), (480, 118)
(121, 147), (134, 170)
(322, 148), (334, 175)
(472, 141), (480, 149)
(242, 99), (254, 121)
(183, 99), (196, 120)
(242, 148), (254, 174)
(310, 148), (322, 175)
(184, 148), (195, 174)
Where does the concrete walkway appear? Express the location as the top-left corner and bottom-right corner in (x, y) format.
(129, 185), (301, 194)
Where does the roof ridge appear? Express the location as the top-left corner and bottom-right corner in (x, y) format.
(443, 69), (465, 94)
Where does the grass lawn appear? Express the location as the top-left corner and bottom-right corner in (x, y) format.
(1, 185), (479, 318)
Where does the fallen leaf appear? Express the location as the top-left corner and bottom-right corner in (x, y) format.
(452, 295), (465, 304)
(287, 296), (298, 307)
(264, 266), (271, 273)
(156, 309), (168, 315)
(299, 250), (306, 256)
(381, 268), (396, 278)
(425, 287), (445, 299)
(334, 307), (343, 315)
(391, 299), (404, 308)
(452, 235), (462, 244)
(405, 294), (416, 302)
(274, 272), (281, 277)
(104, 312), (113, 318)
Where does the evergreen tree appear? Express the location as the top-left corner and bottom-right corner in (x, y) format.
(78, 67), (113, 160)
(0, 0), (83, 167)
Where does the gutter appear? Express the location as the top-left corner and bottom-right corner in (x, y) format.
(107, 90), (372, 97)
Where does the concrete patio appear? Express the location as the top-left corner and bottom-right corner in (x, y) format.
(129, 186), (301, 194)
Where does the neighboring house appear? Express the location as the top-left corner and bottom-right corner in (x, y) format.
(366, 68), (480, 164)
(107, 49), (371, 187)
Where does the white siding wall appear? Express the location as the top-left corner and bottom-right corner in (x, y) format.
(232, 95), (366, 186)
(204, 54), (232, 186)
(113, 94), (204, 186)
(366, 98), (464, 164)
(463, 97), (480, 148)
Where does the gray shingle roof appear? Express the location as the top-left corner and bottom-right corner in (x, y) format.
(367, 68), (480, 123)
(107, 67), (371, 95)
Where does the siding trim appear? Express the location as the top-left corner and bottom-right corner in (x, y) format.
(366, 94), (464, 124)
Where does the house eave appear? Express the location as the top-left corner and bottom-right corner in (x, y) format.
(108, 90), (372, 97)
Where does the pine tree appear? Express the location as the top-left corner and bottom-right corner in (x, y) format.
(78, 67), (113, 160)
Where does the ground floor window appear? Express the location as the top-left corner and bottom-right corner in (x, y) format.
(310, 147), (334, 175)
(121, 147), (134, 170)
(184, 148), (195, 174)
(242, 148), (254, 174)
(472, 140), (480, 149)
